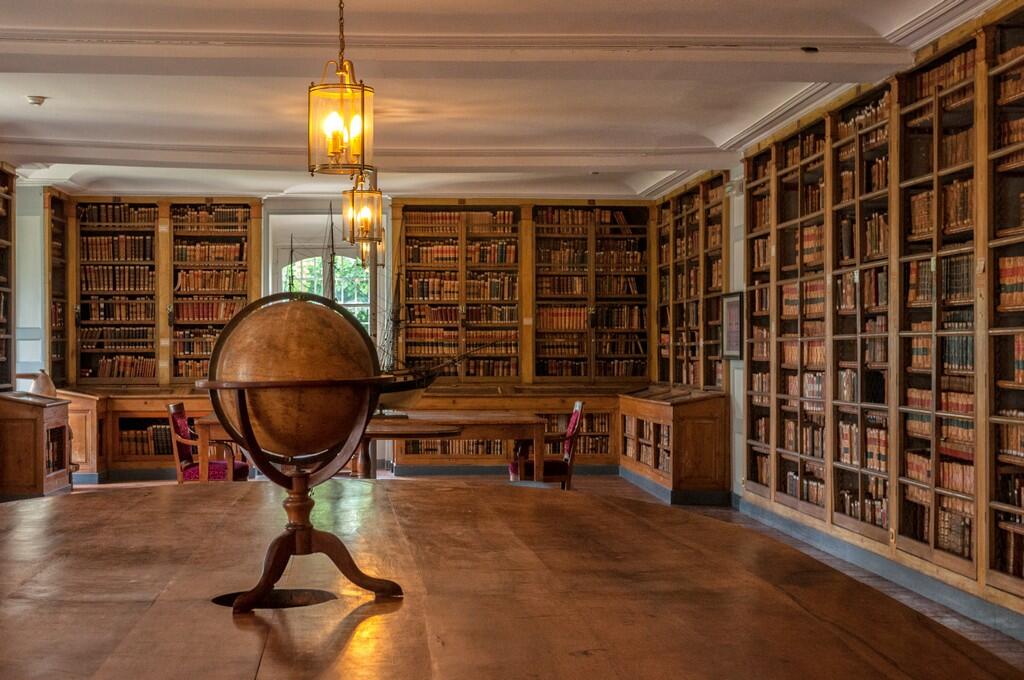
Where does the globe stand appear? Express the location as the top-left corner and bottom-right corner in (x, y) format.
(197, 293), (403, 615)
(232, 473), (402, 614)
(200, 382), (404, 614)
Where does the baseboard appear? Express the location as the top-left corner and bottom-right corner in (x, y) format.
(736, 496), (1024, 641)
(619, 467), (730, 506)
(391, 464), (620, 477)
(72, 471), (108, 485)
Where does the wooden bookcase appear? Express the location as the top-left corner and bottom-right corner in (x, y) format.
(654, 171), (730, 389)
(619, 386), (730, 504)
(0, 163), (14, 392)
(63, 196), (260, 475)
(46, 188), (70, 387)
(534, 204), (650, 382)
(73, 200), (160, 385)
(830, 85), (894, 544)
(737, 0), (1024, 614)
(397, 204), (522, 382)
(170, 203), (255, 383)
(895, 39), (980, 578)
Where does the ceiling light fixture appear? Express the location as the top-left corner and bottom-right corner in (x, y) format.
(308, 0), (383, 261)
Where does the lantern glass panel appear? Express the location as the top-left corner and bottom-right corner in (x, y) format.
(344, 187), (383, 244)
(308, 81), (374, 174)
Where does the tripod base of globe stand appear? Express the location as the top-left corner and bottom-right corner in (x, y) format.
(232, 474), (403, 614)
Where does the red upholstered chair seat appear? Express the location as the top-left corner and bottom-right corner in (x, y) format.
(182, 459), (250, 482)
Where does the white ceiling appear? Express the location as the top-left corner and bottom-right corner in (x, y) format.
(0, 0), (1002, 199)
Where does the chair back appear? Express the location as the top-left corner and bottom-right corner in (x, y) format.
(562, 401), (584, 465)
(167, 402), (196, 471)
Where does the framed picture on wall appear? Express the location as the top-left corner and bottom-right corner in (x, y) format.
(723, 293), (743, 359)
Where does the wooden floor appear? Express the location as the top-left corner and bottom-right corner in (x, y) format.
(3, 479), (1023, 679)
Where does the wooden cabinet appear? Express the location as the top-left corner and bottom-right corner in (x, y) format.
(619, 386), (730, 504)
(58, 388), (108, 483)
(0, 392), (71, 499)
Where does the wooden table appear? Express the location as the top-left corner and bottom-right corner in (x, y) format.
(195, 409), (547, 481)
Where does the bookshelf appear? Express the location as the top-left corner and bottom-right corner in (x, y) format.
(654, 172), (730, 389)
(0, 163), (13, 392)
(170, 203), (254, 383)
(46, 189), (69, 387)
(398, 205), (522, 382)
(988, 11), (1024, 597)
(829, 85), (894, 543)
(74, 201), (160, 385)
(895, 38), (979, 577)
(534, 205), (650, 382)
(773, 119), (828, 519)
(745, 147), (773, 497)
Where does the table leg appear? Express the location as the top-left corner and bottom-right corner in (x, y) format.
(197, 422), (210, 483)
(355, 439), (372, 479)
(533, 424), (545, 482)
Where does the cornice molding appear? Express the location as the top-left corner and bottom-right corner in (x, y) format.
(886, 0), (1003, 46)
(0, 28), (906, 53)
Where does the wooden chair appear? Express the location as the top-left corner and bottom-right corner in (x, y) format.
(167, 402), (249, 483)
(509, 401), (584, 490)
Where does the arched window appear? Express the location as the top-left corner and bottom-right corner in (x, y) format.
(280, 254), (371, 330)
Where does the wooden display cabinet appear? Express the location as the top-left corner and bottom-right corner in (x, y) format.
(618, 386), (730, 504)
(0, 392), (71, 499)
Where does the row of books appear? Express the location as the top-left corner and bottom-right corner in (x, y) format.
(864, 212), (889, 260)
(79, 327), (153, 349)
(863, 267), (888, 307)
(538, 275), (586, 296)
(407, 272), (459, 300)
(81, 265), (154, 292)
(172, 330), (218, 356)
(80, 299), (154, 322)
(803, 339), (825, 369)
(906, 412), (932, 440)
(936, 499), (973, 559)
(751, 237), (770, 270)
(999, 66), (1024, 105)
(466, 273), (517, 300)
(594, 305), (646, 330)
(942, 178), (973, 232)
(81, 235), (153, 261)
(83, 355), (157, 379)
(838, 171), (856, 204)
(751, 196), (771, 231)
(406, 438), (509, 456)
(467, 240), (518, 265)
(907, 260), (935, 304)
(753, 416), (769, 444)
(468, 305), (517, 324)
(706, 223), (723, 249)
(909, 190), (934, 237)
(172, 242), (245, 263)
(751, 371), (770, 394)
(998, 422), (1024, 459)
(79, 203), (157, 225)
(803, 278), (826, 316)
(906, 449), (932, 482)
(174, 359), (210, 378)
(837, 369), (857, 402)
(596, 335), (646, 355)
(407, 304), (457, 324)
(119, 424), (172, 457)
(547, 412), (609, 436)
(173, 269), (246, 292)
(535, 208), (632, 227)
(910, 335), (933, 369)
(595, 358), (647, 377)
(907, 48), (975, 102)
(999, 117), (1024, 147)
(751, 327), (770, 361)
(907, 387), (933, 410)
(709, 258), (723, 290)
(863, 126), (888, 152)
(836, 485), (888, 528)
(938, 459), (974, 495)
(537, 243), (587, 267)
(595, 247), (646, 271)
(171, 205), (250, 229)
(995, 521), (1024, 577)
(999, 256), (1024, 307)
(596, 275), (643, 297)
(942, 335), (974, 373)
(803, 371), (824, 400)
(942, 253), (973, 303)
(174, 298), (246, 322)
(866, 155), (889, 194)
(997, 473), (1024, 507)
(836, 91), (891, 138)
(461, 358), (519, 377)
(405, 210), (516, 229)
(939, 381), (974, 415)
(802, 181), (824, 215)
(784, 469), (826, 506)
(940, 128), (973, 169)
(405, 241), (459, 264)
(536, 359), (588, 376)
(536, 333), (587, 356)
(537, 306), (588, 331)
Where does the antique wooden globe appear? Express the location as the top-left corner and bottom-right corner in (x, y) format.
(199, 293), (402, 613)
(207, 292), (383, 468)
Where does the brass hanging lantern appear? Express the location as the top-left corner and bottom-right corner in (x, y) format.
(308, 0), (374, 176)
(344, 171), (384, 264)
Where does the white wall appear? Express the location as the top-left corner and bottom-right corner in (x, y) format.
(14, 184), (45, 383)
(727, 163), (746, 496)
